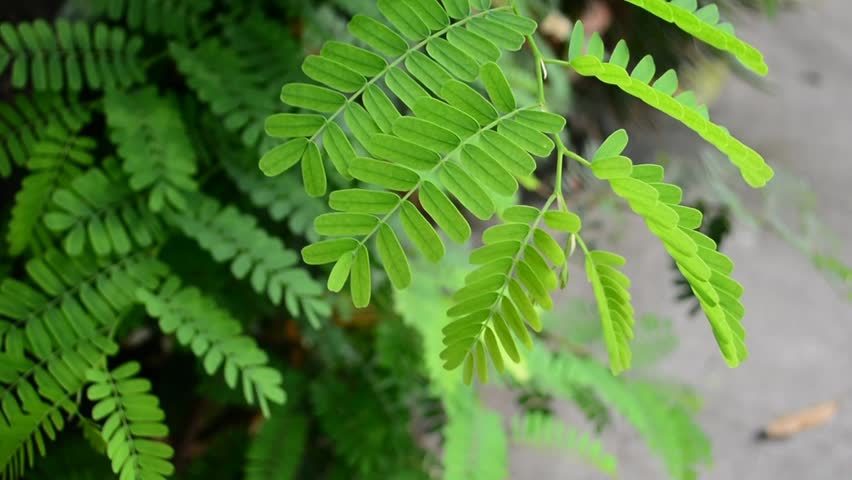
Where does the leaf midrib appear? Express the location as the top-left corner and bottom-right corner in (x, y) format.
(308, 6), (513, 145)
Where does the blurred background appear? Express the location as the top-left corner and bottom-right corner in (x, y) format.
(1, 0), (850, 479)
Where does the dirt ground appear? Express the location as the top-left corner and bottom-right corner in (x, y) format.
(510, 1), (852, 478)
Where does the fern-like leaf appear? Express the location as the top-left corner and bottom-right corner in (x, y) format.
(7, 124), (95, 256)
(42, 160), (167, 257)
(0, 20), (144, 91)
(511, 412), (618, 477)
(623, 0), (768, 75)
(170, 12), (302, 152)
(583, 248), (635, 374)
(83, 0), (213, 39)
(440, 204), (582, 382)
(104, 88), (199, 212)
(561, 22), (773, 187)
(137, 276), (286, 416)
(85, 362), (175, 480)
(588, 130), (747, 367)
(244, 406), (307, 480)
(0, 94), (89, 178)
(267, 4), (560, 307)
(167, 195), (329, 325)
(0, 249), (167, 479)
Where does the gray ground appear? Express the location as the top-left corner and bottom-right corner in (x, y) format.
(510, 1), (852, 478)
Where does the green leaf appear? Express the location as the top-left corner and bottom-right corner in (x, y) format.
(302, 238), (359, 265)
(483, 224), (529, 244)
(406, 51), (452, 95)
(586, 32), (605, 59)
(515, 110), (565, 134)
(301, 141), (327, 197)
(405, 0), (450, 30)
(467, 17), (524, 51)
(479, 130), (536, 177)
(592, 156), (634, 180)
(533, 229), (565, 265)
(328, 254), (353, 292)
(441, 79), (498, 125)
(324, 122), (356, 178)
(544, 211), (581, 233)
(348, 15), (408, 57)
(470, 240), (520, 264)
(386, 67), (430, 110)
(400, 200), (445, 262)
(349, 157), (420, 191)
(329, 189), (401, 214)
(480, 62), (515, 112)
(568, 20), (585, 61)
(502, 205), (540, 224)
(460, 144), (517, 196)
(610, 40), (630, 68)
(321, 41), (387, 77)
(498, 120), (554, 157)
(623, 0), (768, 75)
(427, 38), (479, 82)
(344, 103), (381, 153)
(653, 70), (679, 95)
(447, 28), (501, 64)
(594, 129), (629, 161)
(377, 224), (411, 289)
(259, 138), (309, 176)
(265, 114), (326, 138)
(420, 180), (471, 243)
(394, 117), (461, 153)
(413, 97), (479, 138)
(363, 85), (401, 133)
(314, 213), (379, 236)
(442, 0), (470, 19)
(378, 0), (430, 40)
(371, 134), (441, 171)
(280, 83), (345, 113)
(350, 245), (371, 307)
(440, 162), (495, 220)
(302, 55), (365, 93)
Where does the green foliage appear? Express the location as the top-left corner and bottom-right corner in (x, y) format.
(137, 276), (286, 416)
(166, 195), (329, 325)
(563, 22), (773, 187)
(440, 204), (581, 381)
(588, 130), (747, 367)
(104, 88), (199, 212)
(43, 160), (167, 257)
(623, 0), (768, 75)
(7, 122), (95, 255)
(85, 362), (175, 480)
(0, 94), (90, 178)
(244, 406), (307, 480)
(583, 248), (635, 374)
(82, 0), (213, 39)
(0, 20), (144, 91)
(0, 0), (782, 479)
(0, 249), (167, 479)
